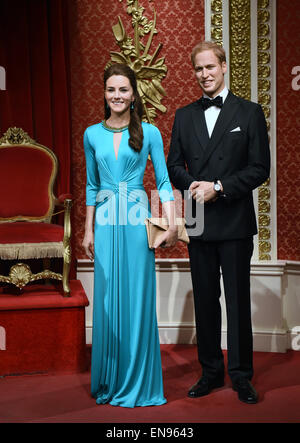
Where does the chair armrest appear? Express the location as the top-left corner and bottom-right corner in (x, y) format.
(55, 194), (73, 206)
(62, 198), (72, 266)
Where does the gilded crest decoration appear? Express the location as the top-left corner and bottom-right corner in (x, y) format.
(0, 127), (34, 145)
(108, 0), (167, 124)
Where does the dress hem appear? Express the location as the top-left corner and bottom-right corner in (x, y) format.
(93, 395), (167, 408)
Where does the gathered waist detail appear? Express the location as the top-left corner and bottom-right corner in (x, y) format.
(96, 182), (148, 207)
(95, 181), (150, 226)
(100, 182), (144, 194)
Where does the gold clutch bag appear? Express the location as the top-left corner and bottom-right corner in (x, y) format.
(144, 218), (190, 249)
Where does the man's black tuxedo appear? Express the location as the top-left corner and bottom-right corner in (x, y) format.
(167, 91), (270, 382)
(167, 91), (270, 241)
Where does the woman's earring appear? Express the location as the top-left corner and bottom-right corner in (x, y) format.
(130, 101), (135, 111)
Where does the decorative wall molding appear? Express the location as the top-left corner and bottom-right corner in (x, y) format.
(77, 258), (300, 352)
(205, 0), (277, 262)
(210, 0), (223, 45)
(229, 0), (251, 101)
(257, 0), (273, 260)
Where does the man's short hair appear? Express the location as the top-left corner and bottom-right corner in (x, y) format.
(191, 41), (226, 67)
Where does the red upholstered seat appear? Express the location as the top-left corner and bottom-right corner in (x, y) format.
(0, 222), (64, 244)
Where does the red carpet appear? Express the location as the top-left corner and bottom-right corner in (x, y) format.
(0, 345), (299, 423)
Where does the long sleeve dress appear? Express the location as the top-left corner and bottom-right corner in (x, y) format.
(84, 120), (174, 408)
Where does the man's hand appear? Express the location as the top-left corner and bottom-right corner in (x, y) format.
(189, 181), (219, 203)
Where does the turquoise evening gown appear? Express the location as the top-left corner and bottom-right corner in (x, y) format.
(84, 121), (174, 408)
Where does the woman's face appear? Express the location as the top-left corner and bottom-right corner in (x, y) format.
(105, 75), (135, 116)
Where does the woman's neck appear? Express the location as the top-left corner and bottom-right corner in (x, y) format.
(106, 112), (130, 129)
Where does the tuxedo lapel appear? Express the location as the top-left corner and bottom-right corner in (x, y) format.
(191, 102), (210, 151)
(201, 91), (240, 166)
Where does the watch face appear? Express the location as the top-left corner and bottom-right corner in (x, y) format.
(214, 183), (221, 192)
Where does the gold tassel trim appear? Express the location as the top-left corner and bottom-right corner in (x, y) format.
(0, 242), (64, 260)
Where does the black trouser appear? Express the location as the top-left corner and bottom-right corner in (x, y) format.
(188, 237), (254, 383)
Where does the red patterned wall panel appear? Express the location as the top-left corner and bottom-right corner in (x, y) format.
(277, 0), (300, 260)
(68, 0), (205, 260)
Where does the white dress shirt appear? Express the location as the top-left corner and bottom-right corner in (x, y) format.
(203, 86), (229, 137)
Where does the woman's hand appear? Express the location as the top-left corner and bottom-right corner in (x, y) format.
(83, 206), (95, 260)
(82, 231), (94, 261)
(156, 200), (178, 248)
(154, 226), (178, 249)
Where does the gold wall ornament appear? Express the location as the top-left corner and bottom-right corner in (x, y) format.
(259, 240), (271, 254)
(259, 227), (271, 240)
(258, 51), (270, 64)
(258, 200), (271, 213)
(258, 186), (271, 200)
(259, 214), (270, 227)
(258, 37), (270, 51)
(258, 91), (271, 105)
(258, 78), (271, 91)
(257, 0), (272, 260)
(229, 0), (251, 101)
(258, 9), (270, 22)
(258, 23), (270, 37)
(261, 105), (271, 118)
(211, 0), (222, 13)
(258, 0), (269, 8)
(211, 0), (223, 46)
(109, 0), (167, 124)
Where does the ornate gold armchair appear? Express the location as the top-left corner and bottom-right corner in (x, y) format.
(0, 127), (72, 296)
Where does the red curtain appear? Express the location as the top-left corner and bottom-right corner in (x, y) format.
(0, 0), (76, 278)
(0, 0), (72, 197)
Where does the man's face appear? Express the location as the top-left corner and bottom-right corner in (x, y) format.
(194, 50), (227, 98)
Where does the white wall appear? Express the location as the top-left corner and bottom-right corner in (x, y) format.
(77, 258), (300, 353)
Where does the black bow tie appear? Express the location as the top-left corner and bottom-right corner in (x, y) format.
(201, 95), (223, 110)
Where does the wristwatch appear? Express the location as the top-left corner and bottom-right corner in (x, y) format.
(213, 179), (222, 196)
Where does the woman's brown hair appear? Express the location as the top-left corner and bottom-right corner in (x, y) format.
(104, 64), (144, 153)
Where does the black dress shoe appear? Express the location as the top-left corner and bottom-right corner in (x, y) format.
(188, 376), (224, 398)
(232, 378), (258, 404)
